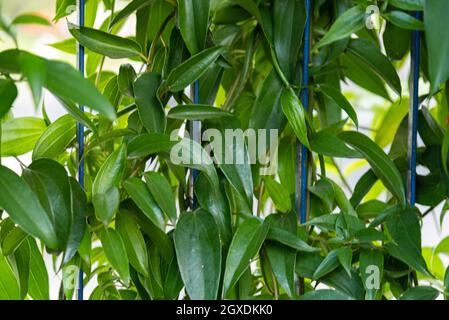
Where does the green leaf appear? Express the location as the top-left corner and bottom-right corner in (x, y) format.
(222, 218), (268, 298)
(109, 0), (154, 29)
(300, 289), (354, 300)
(98, 228), (130, 285)
(27, 238), (50, 300)
(144, 172), (177, 223)
(281, 88), (309, 148)
(12, 13), (51, 26)
(336, 247), (353, 278)
(123, 178), (166, 231)
(174, 209), (222, 300)
(264, 177), (291, 212)
(399, 286), (439, 300)
(116, 212), (149, 277)
(118, 64), (137, 97)
(127, 133), (176, 159)
(347, 39), (402, 97)
(266, 226), (319, 253)
(273, 0), (305, 81)
(92, 144), (127, 224)
(310, 130), (361, 159)
(178, 0), (210, 54)
(385, 207), (431, 277)
(0, 165), (58, 250)
(134, 72), (166, 133)
(68, 23), (142, 59)
(265, 242), (296, 297)
(359, 248), (384, 300)
(316, 6), (365, 49)
(168, 105), (233, 120)
(55, 96), (98, 134)
(426, 0), (449, 93)
(13, 240), (30, 300)
(1, 227), (28, 256)
(375, 99), (409, 148)
(32, 114), (76, 160)
(1, 117), (46, 157)
(0, 252), (20, 300)
(18, 53), (45, 108)
(339, 131), (406, 206)
(317, 85), (358, 127)
(383, 11), (424, 30)
(164, 46), (226, 92)
(390, 0), (424, 11)
(0, 79), (17, 119)
(313, 249), (340, 279)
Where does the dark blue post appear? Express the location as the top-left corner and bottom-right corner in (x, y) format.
(407, 11), (422, 206)
(297, 0), (312, 224)
(190, 81), (200, 209)
(77, 0), (85, 301)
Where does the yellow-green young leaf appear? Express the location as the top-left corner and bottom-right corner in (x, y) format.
(222, 218), (268, 298)
(174, 209), (222, 300)
(339, 131), (406, 207)
(1, 117), (46, 157)
(92, 144), (127, 224)
(375, 99), (409, 148)
(109, 0), (155, 29)
(127, 133), (177, 159)
(0, 79), (17, 119)
(359, 248), (384, 300)
(178, 0), (210, 54)
(164, 46), (226, 92)
(123, 178), (166, 231)
(68, 23), (142, 59)
(0, 252), (20, 300)
(315, 5), (365, 49)
(281, 88), (309, 148)
(399, 286), (439, 300)
(98, 228), (130, 285)
(33, 114), (77, 160)
(116, 212), (149, 277)
(425, 0), (449, 93)
(12, 13), (51, 26)
(144, 172), (177, 223)
(0, 166), (58, 250)
(168, 104), (233, 120)
(383, 11), (424, 30)
(134, 72), (166, 134)
(264, 177), (291, 212)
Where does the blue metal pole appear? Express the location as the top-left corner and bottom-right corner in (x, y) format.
(77, 0), (85, 301)
(407, 11), (422, 206)
(190, 81), (200, 209)
(297, 0), (312, 224)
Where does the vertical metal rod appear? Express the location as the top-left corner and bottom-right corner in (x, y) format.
(407, 11), (422, 206)
(189, 81), (200, 209)
(76, 0), (85, 301)
(297, 0), (312, 224)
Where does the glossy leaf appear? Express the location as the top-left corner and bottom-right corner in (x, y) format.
(109, 0), (154, 29)
(399, 286), (439, 300)
(0, 252), (20, 300)
(281, 88), (309, 148)
(118, 64), (137, 97)
(168, 105), (233, 120)
(383, 11), (424, 30)
(127, 133), (177, 159)
(1, 117), (46, 157)
(317, 84), (358, 127)
(0, 79), (17, 119)
(178, 0), (210, 54)
(98, 228), (130, 284)
(144, 172), (177, 223)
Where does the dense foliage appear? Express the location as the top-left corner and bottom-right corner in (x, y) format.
(1, 0), (449, 300)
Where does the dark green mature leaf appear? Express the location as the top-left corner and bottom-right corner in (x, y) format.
(339, 131), (406, 206)
(0, 166), (58, 250)
(316, 5), (365, 49)
(425, 0), (449, 93)
(109, 0), (155, 29)
(313, 250), (340, 279)
(144, 172), (177, 223)
(118, 64), (137, 97)
(265, 242), (296, 297)
(19, 50), (45, 107)
(168, 105), (233, 120)
(273, 0), (305, 82)
(178, 0), (210, 54)
(347, 39), (402, 96)
(383, 11), (424, 30)
(390, 0), (424, 10)
(32, 114), (76, 160)
(300, 289), (354, 300)
(27, 238), (50, 300)
(383, 22), (411, 61)
(123, 178), (166, 231)
(0, 252), (20, 299)
(399, 286), (439, 300)
(223, 218), (268, 298)
(127, 133), (176, 159)
(267, 227), (319, 253)
(164, 46), (226, 92)
(116, 212), (149, 277)
(92, 144), (127, 224)
(68, 23), (142, 59)
(310, 131), (361, 158)
(281, 88), (309, 148)
(134, 72), (166, 134)
(264, 177), (291, 212)
(386, 207), (431, 277)
(13, 240), (30, 299)
(0, 79), (17, 119)
(336, 247), (353, 278)
(98, 228), (130, 285)
(1, 117), (46, 157)
(1, 227), (27, 256)
(359, 248), (384, 300)
(174, 209), (222, 300)
(317, 84), (358, 127)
